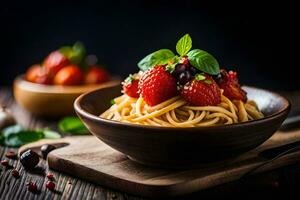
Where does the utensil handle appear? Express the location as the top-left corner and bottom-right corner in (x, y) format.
(241, 143), (300, 178)
(280, 106), (300, 131)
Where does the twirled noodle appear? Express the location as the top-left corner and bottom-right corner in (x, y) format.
(100, 94), (264, 127)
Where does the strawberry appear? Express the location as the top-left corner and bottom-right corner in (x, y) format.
(43, 51), (69, 77)
(181, 74), (221, 106)
(84, 66), (110, 84)
(25, 64), (52, 84)
(217, 69), (247, 102)
(53, 65), (83, 85)
(139, 65), (177, 106)
(122, 74), (140, 98)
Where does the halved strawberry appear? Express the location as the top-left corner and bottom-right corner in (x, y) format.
(122, 74), (140, 98)
(181, 74), (221, 106)
(217, 69), (247, 102)
(139, 65), (177, 106)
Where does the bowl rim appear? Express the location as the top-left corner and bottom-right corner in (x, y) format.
(74, 85), (291, 131)
(14, 75), (121, 94)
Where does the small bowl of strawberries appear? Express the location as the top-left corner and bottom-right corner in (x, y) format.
(14, 42), (120, 117)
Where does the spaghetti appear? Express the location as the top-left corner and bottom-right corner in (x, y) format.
(100, 92), (264, 127)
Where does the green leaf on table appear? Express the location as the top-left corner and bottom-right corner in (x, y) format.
(176, 34), (192, 56)
(1, 125), (62, 147)
(5, 130), (44, 147)
(58, 116), (89, 134)
(2, 124), (24, 138)
(138, 49), (175, 71)
(187, 49), (220, 75)
(42, 129), (62, 139)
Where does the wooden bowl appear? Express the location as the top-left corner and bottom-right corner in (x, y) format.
(74, 85), (290, 168)
(13, 75), (120, 118)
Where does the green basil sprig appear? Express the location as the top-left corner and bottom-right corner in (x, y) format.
(137, 34), (220, 75)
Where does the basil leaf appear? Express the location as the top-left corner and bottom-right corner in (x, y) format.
(59, 42), (86, 65)
(138, 49), (175, 71)
(1, 125), (62, 147)
(71, 42), (86, 64)
(58, 116), (89, 135)
(5, 130), (44, 147)
(176, 34), (192, 56)
(43, 129), (61, 139)
(2, 124), (24, 138)
(187, 49), (220, 75)
(59, 46), (73, 59)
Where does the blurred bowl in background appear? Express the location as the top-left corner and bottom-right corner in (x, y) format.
(13, 75), (120, 118)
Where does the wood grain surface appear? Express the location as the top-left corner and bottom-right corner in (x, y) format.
(1, 87), (300, 199)
(17, 130), (300, 198)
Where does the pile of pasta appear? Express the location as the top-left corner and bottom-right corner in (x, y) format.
(100, 92), (264, 127)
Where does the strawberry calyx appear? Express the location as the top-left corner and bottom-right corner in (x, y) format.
(180, 56), (189, 65)
(123, 74), (138, 85)
(195, 73), (213, 85)
(122, 73), (140, 98)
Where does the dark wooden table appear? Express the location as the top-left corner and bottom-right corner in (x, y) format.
(1, 88), (300, 199)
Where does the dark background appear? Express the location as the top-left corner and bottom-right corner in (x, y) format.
(1, 1), (299, 90)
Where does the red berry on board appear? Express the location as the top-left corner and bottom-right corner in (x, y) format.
(1, 160), (9, 167)
(46, 173), (54, 180)
(11, 169), (20, 178)
(27, 181), (38, 193)
(43, 51), (69, 77)
(53, 65), (83, 85)
(122, 74), (140, 98)
(5, 151), (17, 159)
(217, 69), (247, 102)
(84, 66), (111, 84)
(46, 181), (55, 190)
(139, 65), (178, 106)
(181, 74), (221, 106)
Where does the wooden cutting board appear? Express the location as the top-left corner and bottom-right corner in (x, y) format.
(19, 130), (300, 198)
